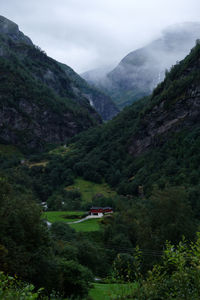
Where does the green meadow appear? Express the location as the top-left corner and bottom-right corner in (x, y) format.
(42, 211), (86, 223)
(69, 218), (101, 232)
(89, 283), (137, 300)
(42, 211), (101, 232)
(66, 178), (117, 203)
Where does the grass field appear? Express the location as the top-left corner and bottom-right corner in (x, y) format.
(70, 218), (101, 232)
(89, 283), (137, 300)
(66, 178), (117, 203)
(42, 211), (86, 223)
(42, 211), (101, 232)
(48, 145), (71, 156)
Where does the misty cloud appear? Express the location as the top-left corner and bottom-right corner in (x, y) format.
(0, 0), (200, 72)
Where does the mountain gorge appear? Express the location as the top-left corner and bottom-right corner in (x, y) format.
(83, 22), (200, 109)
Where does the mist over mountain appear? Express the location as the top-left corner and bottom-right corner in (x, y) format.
(81, 65), (113, 87)
(83, 22), (200, 109)
(0, 15), (103, 149)
(59, 63), (119, 121)
(0, 15), (120, 150)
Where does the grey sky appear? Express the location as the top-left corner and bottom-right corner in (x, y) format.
(1, 0), (200, 73)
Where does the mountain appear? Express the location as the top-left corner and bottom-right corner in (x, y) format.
(0, 15), (33, 45)
(0, 16), (118, 150)
(83, 22), (200, 109)
(59, 63), (119, 121)
(0, 16), (119, 122)
(81, 65), (113, 89)
(60, 41), (200, 199)
(1, 24), (200, 299)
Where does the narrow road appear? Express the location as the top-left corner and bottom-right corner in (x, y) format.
(45, 215), (102, 227)
(67, 215), (101, 224)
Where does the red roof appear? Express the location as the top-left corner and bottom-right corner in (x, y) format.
(90, 207), (113, 213)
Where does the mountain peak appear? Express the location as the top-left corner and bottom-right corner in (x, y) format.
(0, 15), (33, 45)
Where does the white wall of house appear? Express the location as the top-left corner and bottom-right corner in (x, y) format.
(91, 212), (103, 217)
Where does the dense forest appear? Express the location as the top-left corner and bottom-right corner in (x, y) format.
(0, 17), (200, 299)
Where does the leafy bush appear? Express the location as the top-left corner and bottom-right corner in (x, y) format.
(0, 271), (45, 300)
(131, 234), (200, 299)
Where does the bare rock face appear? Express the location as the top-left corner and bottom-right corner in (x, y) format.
(0, 101), (85, 149)
(129, 90), (200, 156)
(129, 68), (200, 157)
(0, 15), (33, 45)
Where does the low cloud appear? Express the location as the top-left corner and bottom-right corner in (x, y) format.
(0, 0), (199, 72)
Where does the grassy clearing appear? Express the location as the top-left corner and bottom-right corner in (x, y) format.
(69, 218), (101, 232)
(66, 178), (117, 203)
(48, 145), (71, 156)
(89, 283), (137, 300)
(42, 211), (86, 223)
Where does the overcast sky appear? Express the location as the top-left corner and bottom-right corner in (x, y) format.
(1, 0), (200, 73)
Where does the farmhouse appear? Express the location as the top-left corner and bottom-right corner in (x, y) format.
(90, 207), (113, 217)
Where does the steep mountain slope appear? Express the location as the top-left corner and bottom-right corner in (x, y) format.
(128, 42), (200, 156)
(56, 42), (200, 200)
(0, 15), (118, 121)
(83, 23), (200, 109)
(0, 16), (104, 149)
(0, 15), (33, 45)
(59, 63), (119, 121)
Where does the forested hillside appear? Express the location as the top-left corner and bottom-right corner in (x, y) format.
(67, 42), (200, 198)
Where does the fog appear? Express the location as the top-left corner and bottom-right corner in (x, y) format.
(98, 22), (200, 99)
(0, 0), (200, 73)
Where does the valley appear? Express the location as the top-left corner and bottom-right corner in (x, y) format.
(0, 12), (200, 300)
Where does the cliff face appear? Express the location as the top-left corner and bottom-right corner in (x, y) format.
(129, 88), (200, 156)
(0, 16), (102, 149)
(128, 43), (200, 156)
(0, 101), (88, 149)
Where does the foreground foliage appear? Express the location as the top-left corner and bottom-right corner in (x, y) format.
(0, 272), (44, 300)
(131, 234), (200, 299)
(0, 179), (93, 298)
